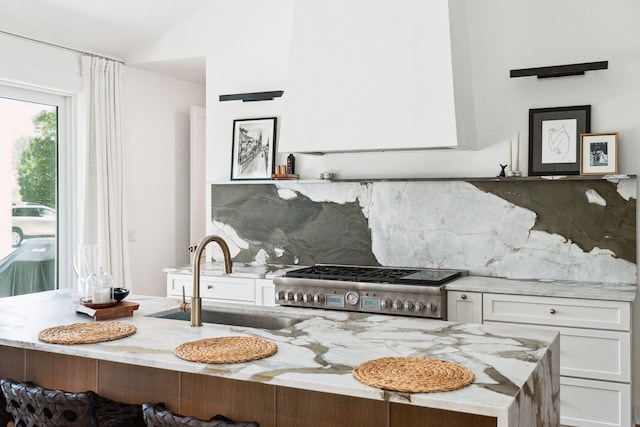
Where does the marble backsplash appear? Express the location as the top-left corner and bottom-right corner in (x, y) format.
(210, 177), (637, 284)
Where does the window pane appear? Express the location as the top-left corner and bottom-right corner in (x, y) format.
(0, 97), (57, 297)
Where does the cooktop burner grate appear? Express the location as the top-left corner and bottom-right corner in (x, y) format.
(284, 265), (460, 286)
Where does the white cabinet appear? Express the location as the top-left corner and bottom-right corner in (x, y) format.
(560, 377), (631, 427)
(255, 279), (275, 307)
(483, 293), (632, 427)
(166, 273), (276, 307)
(166, 273), (255, 305)
(446, 291), (482, 323)
(483, 293), (630, 331)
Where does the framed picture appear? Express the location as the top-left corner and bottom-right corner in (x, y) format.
(580, 133), (618, 175)
(528, 105), (591, 176)
(230, 117), (277, 180)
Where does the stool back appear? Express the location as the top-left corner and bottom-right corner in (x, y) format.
(0, 378), (97, 427)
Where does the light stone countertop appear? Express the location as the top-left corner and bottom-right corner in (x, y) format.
(0, 289), (558, 427)
(165, 263), (637, 302)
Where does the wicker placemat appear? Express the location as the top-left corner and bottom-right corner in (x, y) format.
(175, 336), (278, 364)
(352, 357), (474, 393)
(38, 321), (137, 344)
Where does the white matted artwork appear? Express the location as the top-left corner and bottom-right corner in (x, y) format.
(541, 119), (577, 164)
(580, 132), (618, 175)
(230, 117), (277, 180)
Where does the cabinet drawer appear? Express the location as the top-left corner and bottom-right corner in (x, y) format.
(200, 277), (255, 302)
(484, 321), (630, 382)
(167, 274), (255, 303)
(167, 275), (193, 297)
(483, 294), (630, 331)
(560, 377), (631, 427)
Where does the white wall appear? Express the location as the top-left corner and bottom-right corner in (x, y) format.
(123, 67), (205, 295)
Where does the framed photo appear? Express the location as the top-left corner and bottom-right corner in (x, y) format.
(528, 105), (591, 176)
(230, 117), (277, 180)
(580, 133), (618, 175)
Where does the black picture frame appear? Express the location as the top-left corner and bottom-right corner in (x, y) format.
(528, 105), (591, 176)
(230, 117), (277, 181)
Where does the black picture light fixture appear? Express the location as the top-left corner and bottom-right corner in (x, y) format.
(510, 61), (608, 79)
(219, 90), (284, 102)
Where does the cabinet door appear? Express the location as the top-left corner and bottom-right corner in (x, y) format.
(447, 291), (482, 323)
(483, 293), (630, 331)
(560, 377), (631, 427)
(255, 279), (275, 307)
(484, 321), (630, 383)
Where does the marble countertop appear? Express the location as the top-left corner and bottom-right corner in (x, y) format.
(0, 289), (558, 426)
(447, 275), (637, 302)
(165, 263), (636, 302)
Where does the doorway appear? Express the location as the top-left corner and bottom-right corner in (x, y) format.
(0, 87), (66, 297)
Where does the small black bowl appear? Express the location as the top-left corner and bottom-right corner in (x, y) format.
(113, 287), (130, 302)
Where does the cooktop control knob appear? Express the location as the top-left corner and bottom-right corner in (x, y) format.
(381, 298), (392, 309)
(303, 293), (314, 303)
(294, 292), (304, 302)
(313, 293), (325, 304)
(393, 300), (403, 310)
(345, 291), (359, 306)
(276, 290), (286, 301)
(285, 291), (294, 301)
(415, 301), (426, 312)
(403, 300), (414, 311)
(426, 302), (437, 312)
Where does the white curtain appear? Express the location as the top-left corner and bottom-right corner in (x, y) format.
(79, 56), (130, 289)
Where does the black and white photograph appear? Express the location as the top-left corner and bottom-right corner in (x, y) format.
(528, 105), (591, 176)
(580, 132), (618, 175)
(230, 117), (277, 180)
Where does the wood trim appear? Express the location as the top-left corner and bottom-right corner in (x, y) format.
(0, 346), (26, 382)
(390, 403), (496, 427)
(276, 386), (387, 427)
(181, 373), (275, 427)
(25, 350), (97, 392)
(98, 360), (179, 407)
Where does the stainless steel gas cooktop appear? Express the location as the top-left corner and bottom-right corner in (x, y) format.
(273, 264), (464, 319)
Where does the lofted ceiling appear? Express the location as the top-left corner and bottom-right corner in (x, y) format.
(0, 0), (209, 85)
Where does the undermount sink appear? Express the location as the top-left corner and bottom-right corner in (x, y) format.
(149, 309), (305, 330)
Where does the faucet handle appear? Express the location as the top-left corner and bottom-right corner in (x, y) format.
(180, 286), (191, 312)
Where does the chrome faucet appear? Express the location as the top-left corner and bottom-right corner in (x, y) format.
(180, 235), (233, 327)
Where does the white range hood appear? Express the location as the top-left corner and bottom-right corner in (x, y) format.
(279, 0), (477, 154)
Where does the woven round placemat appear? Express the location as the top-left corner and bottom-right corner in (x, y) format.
(175, 336), (278, 364)
(38, 321), (137, 345)
(352, 357), (474, 393)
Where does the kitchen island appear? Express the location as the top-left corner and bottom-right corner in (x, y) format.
(0, 290), (558, 427)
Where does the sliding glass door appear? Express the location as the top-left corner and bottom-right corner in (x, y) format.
(0, 86), (69, 297)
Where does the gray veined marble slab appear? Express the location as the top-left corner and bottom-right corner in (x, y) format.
(210, 178), (636, 285)
(0, 290), (559, 427)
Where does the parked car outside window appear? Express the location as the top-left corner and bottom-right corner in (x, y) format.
(11, 204), (56, 247)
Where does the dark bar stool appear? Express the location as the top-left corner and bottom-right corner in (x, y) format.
(142, 403), (259, 427)
(0, 378), (146, 427)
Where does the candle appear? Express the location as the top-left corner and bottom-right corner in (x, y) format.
(515, 132), (520, 171)
(93, 287), (112, 304)
(508, 138), (513, 171)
